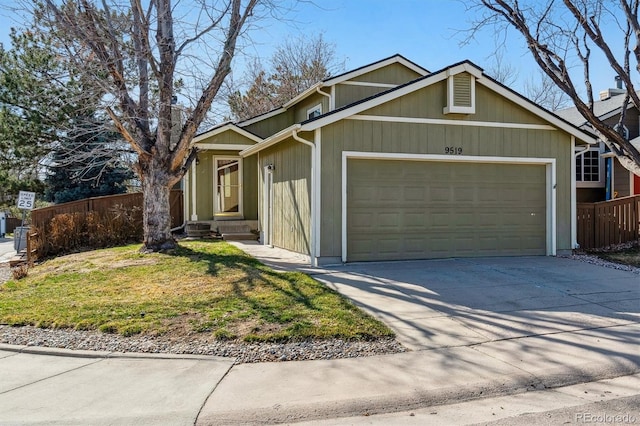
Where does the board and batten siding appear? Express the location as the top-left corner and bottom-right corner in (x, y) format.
(334, 63), (424, 110)
(349, 62), (423, 85)
(319, 79), (573, 260)
(242, 109), (294, 139)
(258, 138), (313, 255)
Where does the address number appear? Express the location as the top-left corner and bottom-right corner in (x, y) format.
(445, 146), (463, 155)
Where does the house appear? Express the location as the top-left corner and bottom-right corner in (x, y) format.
(556, 82), (640, 202)
(185, 54), (596, 265)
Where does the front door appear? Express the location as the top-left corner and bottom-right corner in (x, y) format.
(214, 157), (242, 217)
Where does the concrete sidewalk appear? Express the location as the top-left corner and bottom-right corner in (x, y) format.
(0, 237), (16, 265)
(0, 243), (639, 424)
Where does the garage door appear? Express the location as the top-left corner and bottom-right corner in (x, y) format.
(347, 159), (547, 261)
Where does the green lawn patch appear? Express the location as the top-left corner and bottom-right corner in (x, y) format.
(0, 240), (393, 342)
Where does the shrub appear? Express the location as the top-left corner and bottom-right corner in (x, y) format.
(35, 204), (144, 258)
(11, 264), (29, 280)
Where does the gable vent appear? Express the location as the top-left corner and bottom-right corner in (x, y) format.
(444, 72), (476, 114)
(453, 74), (472, 107)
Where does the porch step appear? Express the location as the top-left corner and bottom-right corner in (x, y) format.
(221, 232), (258, 241)
(186, 222), (212, 238)
(218, 225), (251, 234)
(218, 224), (257, 241)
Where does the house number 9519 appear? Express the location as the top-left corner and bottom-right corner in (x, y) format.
(445, 147), (463, 155)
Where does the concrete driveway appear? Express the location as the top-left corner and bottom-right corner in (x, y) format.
(312, 256), (639, 351)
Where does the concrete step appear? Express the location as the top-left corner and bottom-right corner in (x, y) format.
(218, 225), (251, 234)
(186, 223), (212, 238)
(221, 232), (257, 241)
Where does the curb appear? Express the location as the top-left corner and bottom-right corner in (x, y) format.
(197, 364), (640, 425)
(0, 343), (234, 362)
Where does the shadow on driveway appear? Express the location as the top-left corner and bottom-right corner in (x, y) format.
(314, 256), (639, 368)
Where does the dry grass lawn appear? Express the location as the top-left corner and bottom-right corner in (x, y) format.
(0, 240), (393, 342)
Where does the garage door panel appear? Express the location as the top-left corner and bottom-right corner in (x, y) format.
(347, 159), (547, 261)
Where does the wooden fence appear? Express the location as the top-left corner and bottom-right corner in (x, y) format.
(31, 190), (184, 231)
(5, 217), (22, 234)
(577, 195), (640, 250)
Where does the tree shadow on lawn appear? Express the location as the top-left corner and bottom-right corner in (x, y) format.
(167, 241), (383, 340)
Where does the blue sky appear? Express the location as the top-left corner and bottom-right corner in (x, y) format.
(0, 1), (620, 100)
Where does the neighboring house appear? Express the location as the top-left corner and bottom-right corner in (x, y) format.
(185, 54), (596, 265)
(556, 83), (640, 202)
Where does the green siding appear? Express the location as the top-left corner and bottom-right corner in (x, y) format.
(259, 138), (312, 255)
(243, 110), (294, 138)
(350, 62), (422, 84)
(335, 84), (392, 109)
(242, 155), (258, 220)
(365, 80), (548, 126)
(319, 85), (573, 259)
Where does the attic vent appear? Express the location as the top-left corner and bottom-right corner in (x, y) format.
(444, 72), (476, 115)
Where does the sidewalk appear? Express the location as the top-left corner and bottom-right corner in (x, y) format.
(0, 237), (17, 265)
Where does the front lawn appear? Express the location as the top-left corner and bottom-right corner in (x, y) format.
(0, 240), (393, 342)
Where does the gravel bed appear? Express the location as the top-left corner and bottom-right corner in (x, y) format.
(0, 325), (405, 363)
(565, 253), (640, 274)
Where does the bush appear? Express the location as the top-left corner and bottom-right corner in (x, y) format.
(11, 264), (29, 280)
(34, 204), (143, 258)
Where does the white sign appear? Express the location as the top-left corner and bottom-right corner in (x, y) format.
(17, 191), (36, 210)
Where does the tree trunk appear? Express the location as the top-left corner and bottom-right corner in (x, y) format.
(140, 164), (177, 252)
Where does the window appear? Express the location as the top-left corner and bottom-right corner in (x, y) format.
(307, 104), (322, 120)
(576, 148), (602, 183)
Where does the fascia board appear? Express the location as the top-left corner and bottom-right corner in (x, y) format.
(478, 78), (598, 145)
(239, 124), (300, 157)
(237, 107), (288, 127)
(283, 83), (324, 108)
(192, 124), (263, 144)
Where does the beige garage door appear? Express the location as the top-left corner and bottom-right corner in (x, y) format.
(347, 159), (547, 261)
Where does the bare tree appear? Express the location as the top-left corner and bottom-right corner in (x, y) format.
(524, 70), (571, 111)
(38, 0), (271, 252)
(228, 33), (344, 121)
(469, 0), (640, 175)
(486, 50), (519, 87)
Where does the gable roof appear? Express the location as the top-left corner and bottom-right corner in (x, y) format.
(235, 54), (429, 128)
(240, 60), (597, 157)
(322, 54), (429, 86)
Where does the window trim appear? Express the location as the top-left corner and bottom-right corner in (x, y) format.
(307, 104), (322, 120)
(213, 156), (243, 218)
(575, 144), (605, 188)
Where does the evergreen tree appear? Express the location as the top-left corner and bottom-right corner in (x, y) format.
(44, 115), (133, 204)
